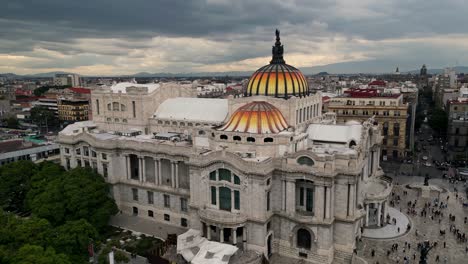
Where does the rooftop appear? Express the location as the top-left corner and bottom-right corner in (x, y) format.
(340, 88), (401, 99)
(154, 98), (228, 123)
(69, 87), (91, 94)
(110, 81), (160, 94)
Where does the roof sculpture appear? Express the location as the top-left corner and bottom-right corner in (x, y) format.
(244, 30), (309, 98)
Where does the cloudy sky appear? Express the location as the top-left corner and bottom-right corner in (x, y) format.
(1, 0), (468, 75)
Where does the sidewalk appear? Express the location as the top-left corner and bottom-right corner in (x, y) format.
(362, 207), (410, 239)
(109, 214), (187, 241)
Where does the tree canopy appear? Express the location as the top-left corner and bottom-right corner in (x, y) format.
(428, 108), (448, 134)
(0, 161), (118, 264)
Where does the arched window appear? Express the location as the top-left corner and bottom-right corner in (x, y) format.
(297, 228), (312, 249)
(218, 169), (231, 182)
(234, 175), (240, 185)
(247, 137), (255, 142)
(112, 102), (119, 111)
(180, 122), (185, 126)
(198, 130), (206, 135)
(122, 119), (127, 123)
(172, 121), (178, 125)
(297, 156), (314, 166)
(264, 137), (273, 143)
(233, 136), (241, 141)
(120, 104), (126, 111)
(349, 140), (357, 148)
(114, 118), (120, 122)
(220, 135), (228, 140)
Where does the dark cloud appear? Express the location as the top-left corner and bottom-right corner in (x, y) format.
(1, 0), (468, 74)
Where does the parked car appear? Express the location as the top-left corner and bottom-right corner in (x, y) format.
(422, 156), (428, 161)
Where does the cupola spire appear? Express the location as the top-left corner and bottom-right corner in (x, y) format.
(270, 29), (285, 64)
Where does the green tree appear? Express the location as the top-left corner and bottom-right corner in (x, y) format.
(0, 161), (37, 212)
(12, 244), (72, 264)
(428, 108), (448, 134)
(51, 219), (98, 258)
(3, 117), (19, 129)
(30, 106), (58, 129)
(15, 217), (52, 249)
(28, 167), (118, 231)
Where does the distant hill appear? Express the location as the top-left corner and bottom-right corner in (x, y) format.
(3, 63), (468, 78)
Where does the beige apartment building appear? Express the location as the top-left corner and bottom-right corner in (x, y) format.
(328, 89), (408, 160)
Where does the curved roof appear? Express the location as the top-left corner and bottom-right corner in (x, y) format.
(244, 30), (309, 98)
(307, 123), (362, 145)
(218, 101), (288, 134)
(154, 98), (228, 123)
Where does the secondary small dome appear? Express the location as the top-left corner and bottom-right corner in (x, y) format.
(218, 101), (288, 134)
(244, 29), (309, 98)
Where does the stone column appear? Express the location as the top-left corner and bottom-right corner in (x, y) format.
(174, 161), (179, 189)
(382, 201), (387, 224)
(325, 186), (331, 219)
(171, 162), (176, 188)
(231, 189), (235, 210)
(142, 157), (146, 182)
(125, 155), (130, 179)
(154, 159), (159, 185)
(207, 225), (212, 240)
(220, 228), (224, 243)
(242, 226), (247, 249)
(349, 184), (355, 216)
(365, 203), (369, 227)
(314, 185), (324, 220)
(233, 228), (237, 245)
(377, 202), (382, 227)
(138, 157), (143, 182)
(216, 187), (220, 208)
(281, 180), (286, 211)
(285, 180), (295, 214)
(157, 159), (162, 185)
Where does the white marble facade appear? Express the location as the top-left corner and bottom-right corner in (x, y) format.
(57, 37), (391, 263)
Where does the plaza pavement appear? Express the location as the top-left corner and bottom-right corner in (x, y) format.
(357, 176), (468, 264)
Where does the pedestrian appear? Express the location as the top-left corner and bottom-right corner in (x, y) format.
(371, 249), (375, 257)
(436, 255), (440, 262)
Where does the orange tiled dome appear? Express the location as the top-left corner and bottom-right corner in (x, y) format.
(218, 101), (288, 134)
(244, 29), (309, 98)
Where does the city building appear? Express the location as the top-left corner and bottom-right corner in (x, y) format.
(447, 96), (468, 160)
(0, 139), (59, 166)
(327, 88), (408, 160)
(57, 32), (391, 263)
(57, 87), (92, 122)
(58, 98), (90, 122)
(53, 73), (81, 87)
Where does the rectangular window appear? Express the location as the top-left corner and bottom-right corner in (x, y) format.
(132, 101), (136, 118)
(75, 148), (81, 155)
(91, 151), (97, 158)
(234, 190), (240, 210)
(180, 198), (188, 212)
(103, 164), (108, 177)
(306, 188), (314, 212)
(147, 191), (154, 204)
(83, 146), (89, 156)
(96, 99), (100, 115)
(299, 187), (304, 206)
(164, 214), (170, 221)
(92, 162), (97, 173)
(148, 210), (154, 217)
(181, 218), (188, 227)
(393, 138), (399, 146)
(164, 194), (170, 208)
(101, 153), (107, 160)
(132, 188), (138, 201)
(77, 159), (82, 167)
(266, 191), (270, 211)
(211, 187), (217, 205)
(66, 158), (70, 170)
(65, 148), (70, 154)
